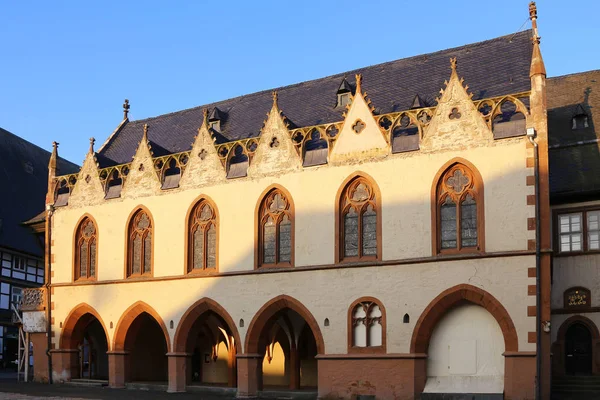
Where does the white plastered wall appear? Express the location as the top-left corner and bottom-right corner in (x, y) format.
(424, 304), (504, 394)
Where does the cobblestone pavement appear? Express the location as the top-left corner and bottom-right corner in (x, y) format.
(0, 380), (233, 400)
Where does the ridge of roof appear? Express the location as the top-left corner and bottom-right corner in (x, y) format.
(548, 69), (600, 81)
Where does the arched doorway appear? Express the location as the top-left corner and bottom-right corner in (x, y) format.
(245, 295), (323, 392)
(60, 304), (109, 380)
(565, 323), (593, 375)
(553, 315), (600, 377)
(173, 298), (240, 389)
(113, 302), (170, 383)
(411, 284), (518, 396)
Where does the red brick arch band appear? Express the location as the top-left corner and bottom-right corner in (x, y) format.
(60, 303), (110, 350)
(173, 297), (241, 353)
(113, 301), (171, 352)
(245, 294), (325, 355)
(410, 284), (518, 353)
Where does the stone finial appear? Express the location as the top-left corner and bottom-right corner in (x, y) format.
(202, 108), (209, 127)
(89, 137), (95, 154)
(49, 141), (59, 169)
(123, 99), (130, 120)
(355, 74), (363, 94)
(272, 90), (279, 108)
(143, 124), (149, 141)
(529, 2), (537, 22)
(450, 57), (457, 73)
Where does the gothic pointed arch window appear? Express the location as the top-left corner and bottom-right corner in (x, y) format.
(74, 216), (97, 281)
(188, 198), (218, 273)
(348, 298), (386, 353)
(127, 208), (153, 277)
(433, 161), (484, 254)
(257, 187), (294, 268)
(338, 175), (381, 262)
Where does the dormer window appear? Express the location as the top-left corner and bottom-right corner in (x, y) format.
(572, 104), (589, 130)
(208, 107), (223, 132)
(338, 92), (351, 107)
(336, 78), (352, 108)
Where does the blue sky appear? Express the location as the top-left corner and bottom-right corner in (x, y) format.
(1, 1), (598, 164)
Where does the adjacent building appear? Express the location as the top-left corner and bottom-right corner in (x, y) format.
(0, 127), (77, 369)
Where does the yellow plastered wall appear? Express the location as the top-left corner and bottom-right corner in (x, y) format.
(50, 127), (536, 355)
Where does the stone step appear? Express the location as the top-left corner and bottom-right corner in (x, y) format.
(64, 379), (108, 387)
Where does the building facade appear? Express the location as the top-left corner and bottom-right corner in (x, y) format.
(24, 5), (562, 400)
(547, 70), (600, 394)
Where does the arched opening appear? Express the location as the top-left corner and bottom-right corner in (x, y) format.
(565, 323), (593, 375)
(113, 303), (170, 384)
(553, 315), (600, 377)
(124, 312), (168, 382)
(411, 284), (517, 396)
(246, 296), (323, 393)
(173, 299), (240, 388)
(60, 305), (109, 381)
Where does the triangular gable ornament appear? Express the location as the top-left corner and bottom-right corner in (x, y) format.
(247, 91), (302, 176)
(69, 138), (105, 207)
(329, 74), (388, 164)
(121, 124), (162, 198)
(420, 58), (493, 152)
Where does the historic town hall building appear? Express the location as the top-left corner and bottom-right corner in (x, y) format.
(18, 3), (600, 399)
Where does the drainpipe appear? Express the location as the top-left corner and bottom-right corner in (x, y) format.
(45, 203), (54, 384)
(527, 127), (541, 400)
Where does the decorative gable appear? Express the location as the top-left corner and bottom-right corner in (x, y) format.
(68, 139), (104, 208)
(247, 91), (302, 177)
(421, 58), (493, 153)
(121, 124), (162, 199)
(180, 114), (226, 189)
(329, 74), (389, 164)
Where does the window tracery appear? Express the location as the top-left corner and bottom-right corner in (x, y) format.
(127, 209), (153, 277)
(339, 177), (379, 261)
(258, 189), (293, 267)
(75, 217), (97, 280)
(188, 199), (217, 272)
(349, 299), (385, 352)
(435, 163), (482, 253)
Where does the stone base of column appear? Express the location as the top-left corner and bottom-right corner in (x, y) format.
(236, 354), (262, 398)
(107, 351), (129, 388)
(504, 351), (536, 400)
(49, 349), (78, 383)
(30, 333), (49, 383)
(167, 352), (191, 393)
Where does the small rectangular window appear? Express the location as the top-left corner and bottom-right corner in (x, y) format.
(559, 213), (583, 252)
(11, 287), (22, 305)
(13, 257), (26, 271)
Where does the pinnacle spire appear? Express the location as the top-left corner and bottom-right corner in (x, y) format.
(89, 137), (95, 154)
(143, 124), (149, 142)
(123, 99), (130, 120)
(355, 74), (363, 94)
(528, 2), (546, 77)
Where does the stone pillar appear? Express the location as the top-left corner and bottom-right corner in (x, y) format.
(107, 351), (128, 388)
(504, 351), (536, 400)
(289, 347), (300, 390)
(30, 332), (49, 383)
(49, 349), (78, 383)
(237, 354), (262, 398)
(167, 352), (190, 393)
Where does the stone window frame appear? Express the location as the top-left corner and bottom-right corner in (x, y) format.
(255, 185), (295, 269)
(347, 296), (387, 354)
(125, 206), (154, 278)
(185, 196), (219, 274)
(73, 214), (98, 282)
(554, 206), (600, 255)
(431, 158), (485, 255)
(335, 173), (382, 263)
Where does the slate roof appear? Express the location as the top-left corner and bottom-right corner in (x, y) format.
(547, 70), (600, 203)
(0, 127), (79, 256)
(98, 30), (534, 167)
